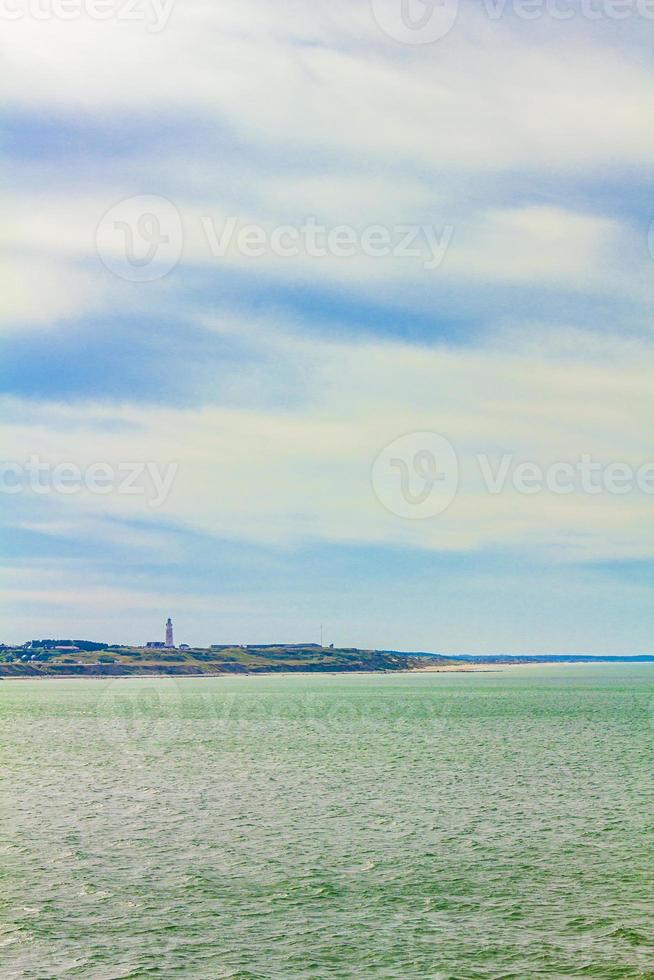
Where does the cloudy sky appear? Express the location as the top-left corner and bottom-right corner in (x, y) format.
(2, 0), (653, 653)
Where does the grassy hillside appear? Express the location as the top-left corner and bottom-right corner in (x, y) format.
(0, 644), (454, 677)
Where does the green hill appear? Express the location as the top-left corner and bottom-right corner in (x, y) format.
(0, 644), (454, 677)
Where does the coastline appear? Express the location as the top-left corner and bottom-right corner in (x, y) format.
(3, 661), (637, 681)
(0, 662), (502, 680)
(2, 654), (650, 681)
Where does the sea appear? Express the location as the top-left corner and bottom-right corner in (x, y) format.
(2, 665), (653, 978)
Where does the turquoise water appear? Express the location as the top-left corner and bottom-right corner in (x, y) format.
(2, 666), (654, 978)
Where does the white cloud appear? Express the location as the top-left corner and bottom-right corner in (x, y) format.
(444, 205), (625, 285)
(15, 517), (180, 556)
(2, 321), (652, 562)
(3, 1), (654, 174)
(3, 1), (652, 333)
(0, 255), (106, 328)
(2, 183), (646, 334)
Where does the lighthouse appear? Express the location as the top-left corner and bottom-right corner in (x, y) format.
(165, 618), (174, 648)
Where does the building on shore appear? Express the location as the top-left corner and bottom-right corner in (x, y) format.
(165, 618), (175, 649)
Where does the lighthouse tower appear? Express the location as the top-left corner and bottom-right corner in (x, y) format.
(165, 618), (174, 648)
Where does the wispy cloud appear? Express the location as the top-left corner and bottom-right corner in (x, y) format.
(2, 0), (652, 651)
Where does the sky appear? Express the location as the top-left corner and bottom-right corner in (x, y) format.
(1, 0), (653, 654)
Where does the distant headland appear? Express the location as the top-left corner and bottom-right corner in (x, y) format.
(0, 639), (443, 678)
(1, 621), (652, 678)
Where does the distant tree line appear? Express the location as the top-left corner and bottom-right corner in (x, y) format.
(27, 640), (109, 651)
